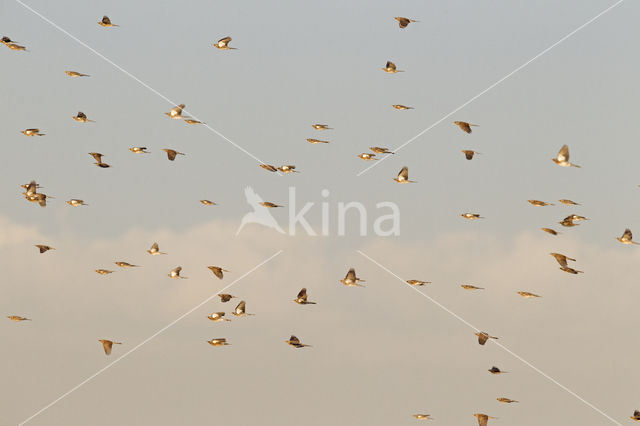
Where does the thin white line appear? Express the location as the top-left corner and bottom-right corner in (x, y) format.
(14, 0), (278, 172)
(356, 249), (622, 426)
(18, 250), (283, 426)
(357, 0), (626, 176)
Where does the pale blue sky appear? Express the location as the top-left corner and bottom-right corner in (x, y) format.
(1, 0), (638, 425)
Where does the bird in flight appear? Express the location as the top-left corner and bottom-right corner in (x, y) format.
(232, 300), (254, 316)
(260, 202), (283, 208)
(370, 147), (394, 155)
(293, 288), (316, 305)
(497, 397), (518, 403)
(312, 124), (332, 130)
(412, 414), (432, 420)
(218, 294), (236, 303)
(395, 17), (418, 28)
(207, 338), (229, 346)
(98, 16), (119, 27)
(392, 104), (413, 110)
(631, 410), (640, 421)
(165, 104), (186, 119)
(207, 266), (229, 279)
(200, 200), (216, 206)
(73, 111), (95, 123)
(541, 228), (559, 236)
(453, 121), (478, 134)
(473, 413), (497, 426)
(35, 244), (54, 253)
(128, 147), (149, 154)
(558, 199), (580, 205)
(517, 291), (541, 298)
(99, 339), (121, 355)
(394, 166), (416, 183)
(559, 216), (579, 227)
(95, 269), (114, 275)
(461, 284), (484, 290)
(7, 315), (31, 322)
(475, 332), (498, 345)
(382, 61), (403, 73)
(461, 213), (483, 220)
(162, 149), (185, 161)
(306, 138), (330, 144)
(340, 268), (365, 287)
(528, 200), (554, 207)
(461, 150), (481, 160)
(214, 37), (236, 50)
(21, 128), (44, 136)
(357, 153), (377, 161)
(4, 40), (26, 51)
(146, 242), (166, 255)
(115, 261), (139, 268)
(488, 366), (507, 374)
(285, 335), (311, 348)
(259, 164), (278, 172)
(66, 199), (88, 206)
(207, 312), (230, 322)
(550, 253), (576, 268)
(168, 266), (187, 279)
(89, 152), (110, 168)
(65, 70), (90, 77)
(617, 228), (639, 245)
(552, 145), (580, 168)
(406, 280), (431, 286)
(278, 165), (298, 173)
(184, 119), (204, 125)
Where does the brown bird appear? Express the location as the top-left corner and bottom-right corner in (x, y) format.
(207, 266), (229, 279)
(340, 268), (365, 287)
(631, 410), (640, 421)
(129, 147), (150, 154)
(550, 253), (575, 268)
(358, 153), (377, 161)
(98, 16), (119, 27)
(89, 152), (110, 168)
(35, 244), (54, 253)
(617, 228), (639, 245)
(98, 339), (121, 355)
(461, 213), (483, 220)
(7, 315), (31, 322)
(312, 124), (332, 130)
(461, 150), (481, 160)
(475, 332), (498, 345)
(214, 36), (236, 50)
(541, 228), (559, 236)
(552, 145), (580, 168)
(260, 164), (278, 172)
(1, 36), (18, 44)
(162, 149), (185, 161)
(453, 121), (478, 134)
(497, 397), (518, 403)
(260, 202), (283, 208)
(207, 338), (229, 346)
(382, 61), (403, 73)
(394, 166), (416, 183)
(558, 199), (580, 205)
(473, 413), (497, 426)
(168, 266), (187, 279)
(165, 104), (186, 119)
(285, 335), (311, 348)
(73, 111), (95, 123)
(21, 128), (45, 136)
(568, 214), (588, 221)
(412, 414), (432, 420)
(207, 312), (230, 322)
(406, 280), (431, 286)
(278, 165), (298, 173)
(517, 291), (541, 298)
(559, 217), (579, 227)
(560, 266), (583, 274)
(146, 242), (166, 255)
(395, 17), (418, 28)
(114, 261), (139, 268)
(65, 70), (90, 77)
(232, 300), (254, 316)
(293, 288), (316, 305)
(488, 366), (507, 374)
(306, 138), (330, 144)
(370, 147), (394, 154)
(218, 294), (236, 303)
(5, 43), (27, 51)
(528, 200), (554, 206)
(461, 284), (484, 290)
(200, 200), (216, 206)
(184, 119), (204, 125)
(66, 199), (88, 206)
(95, 269), (114, 275)
(392, 104), (413, 110)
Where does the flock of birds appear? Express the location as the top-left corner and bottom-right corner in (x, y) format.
(3, 12), (638, 425)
